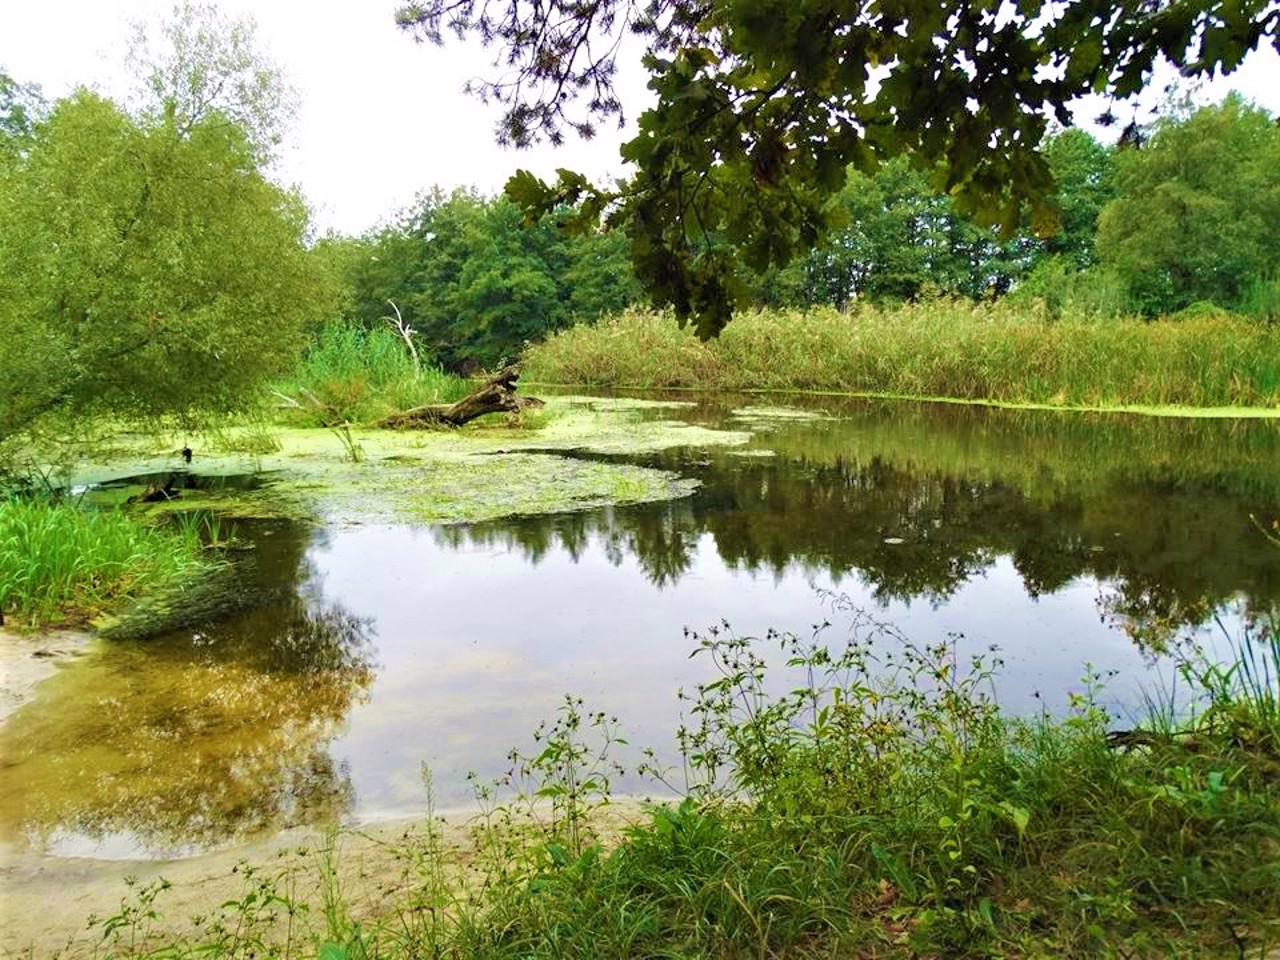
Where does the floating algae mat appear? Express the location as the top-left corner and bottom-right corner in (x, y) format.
(67, 398), (751, 526)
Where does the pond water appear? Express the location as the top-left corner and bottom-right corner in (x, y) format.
(3, 394), (1278, 859)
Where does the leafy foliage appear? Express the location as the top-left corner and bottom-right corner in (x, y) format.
(1097, 94), (1280, 315)
(343, 188), (640, 370)
(0, 91), (331, 440)
(1038, 127), (1116, 270)
(398, 0), (1279, 335)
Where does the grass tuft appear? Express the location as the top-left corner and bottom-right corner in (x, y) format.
(0, 498), (214, 628)
(275, 323), (472, 426)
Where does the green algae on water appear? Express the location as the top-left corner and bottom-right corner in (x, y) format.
(65, 399), (750, 528)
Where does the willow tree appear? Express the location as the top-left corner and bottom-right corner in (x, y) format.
(0, 7), (329, 442)
(0, 92), (327, 440)
(397, 0), (1277, 336)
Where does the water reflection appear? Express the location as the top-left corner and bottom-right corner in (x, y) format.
(441, 398), (1280, 639)
(0, 520), (375, 857)
(3, 397), (1278, 856)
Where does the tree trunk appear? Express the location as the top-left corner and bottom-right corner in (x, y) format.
(378, 365), (543, 429)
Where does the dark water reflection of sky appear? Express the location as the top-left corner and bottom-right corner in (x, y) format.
(3, 395), (1277, 857)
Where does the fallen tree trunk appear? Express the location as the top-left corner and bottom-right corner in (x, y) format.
(378, 365), (544, 429)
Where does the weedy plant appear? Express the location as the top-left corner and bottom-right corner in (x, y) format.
(0, 496), (214, 628)
(60, 598), (1280, 959)
(275, 323), (470, 428)
(523, 302), (1280, 409)
(422, 599), (1279, 958)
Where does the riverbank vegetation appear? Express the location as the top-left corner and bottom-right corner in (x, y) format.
(524, 303), (1280, 410)
(271, 322), (472, 428)
(75, 602), (1280, 958)
(2, 7), (1279, 958)
(0, 498), (214, 628)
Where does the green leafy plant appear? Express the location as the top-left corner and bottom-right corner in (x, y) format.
(0, 496), (213, 627)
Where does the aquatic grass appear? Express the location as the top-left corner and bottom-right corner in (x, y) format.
(1174, 611), (1280, 741)
(0, 497), (211, 628)
(276, 322), (472, 427)
(524, 303), (1280, 410)
(167, 509), (237, 550)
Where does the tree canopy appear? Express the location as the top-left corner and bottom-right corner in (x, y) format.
(1097, 94), (1280, 315)
(126, 1), (297, 164)
(397, 0), (1278, 335)
(339, 188), (640, 370)
(0, 68), (45, 162)
(0, 91), (329, 441)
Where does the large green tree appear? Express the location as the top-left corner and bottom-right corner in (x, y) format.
(1096, 94), (1280, 315)
(344, 188), (638, 369)
(0, 92), (328, 439)
(398, 0), (1277, 335)
(750, 154), (1046, 308)
(1037, 128), (1115, 270)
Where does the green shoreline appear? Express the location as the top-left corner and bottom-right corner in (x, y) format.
(528, 380), (1280, 419)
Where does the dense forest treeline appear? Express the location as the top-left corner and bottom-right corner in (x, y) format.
(318, 188), (643, 371)
(327, 93), (1279, 373)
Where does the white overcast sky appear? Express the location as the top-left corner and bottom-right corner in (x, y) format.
(3, 2), (1278, 237)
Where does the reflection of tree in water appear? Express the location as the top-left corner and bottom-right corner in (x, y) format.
(442, 401), (1280, 634)
(0, 520), (375, 854)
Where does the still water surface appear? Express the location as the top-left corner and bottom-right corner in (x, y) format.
(3, 395), (1278, 858)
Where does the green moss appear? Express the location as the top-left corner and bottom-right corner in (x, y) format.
(396, 455), (699, 524)
(730, 406), (837, 421)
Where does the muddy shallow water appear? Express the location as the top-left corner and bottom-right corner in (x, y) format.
(3, 393), (1278, 864)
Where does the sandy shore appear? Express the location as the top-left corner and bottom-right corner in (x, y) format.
(0, 798), (650, 957)
(0, 628), (458, 955)
(0, 628), (90, 724)
(0, 814), (453, 956)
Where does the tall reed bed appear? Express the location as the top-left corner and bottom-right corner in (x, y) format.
(0, 498), (210, 627)
(275, 323), (471, 427)
(524, 302), (1280, 409)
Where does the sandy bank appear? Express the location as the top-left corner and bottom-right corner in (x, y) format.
(0, 801), (652, 957)
(0, 629), (90, 724)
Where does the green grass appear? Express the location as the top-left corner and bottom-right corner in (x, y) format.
(274, 322), (472, 427)
(0, 498), (214, 628)
(523, 302), (1280, 410)
(82, 601), (1280, 959)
